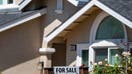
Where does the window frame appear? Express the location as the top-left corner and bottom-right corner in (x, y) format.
(94, 48), (108, 63)
(95, 16), (125, 40)
(0, 0), (15, 5)
(76, 43), (89, 67)
(94, 47), (122, 65)
(82, 49), (89, 67)
(0, 0), (18, 10)
(108, 47), (123, 65)
(55, 0), (63, 14)
(90, 11), (127, 43)
(76, 0), (89, 2)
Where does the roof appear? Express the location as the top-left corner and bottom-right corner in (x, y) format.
(44, 0), (132, 43)
(0, 8), (46, 32)
(99, 0), (132, 21)
(0, 11), (34, 26)
(19, 0), (46, 11)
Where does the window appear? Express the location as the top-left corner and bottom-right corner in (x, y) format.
(0, 0), (18, 11)
(8, 0), (13, 4)
(96, 16), (125, 40)
(82, 50), (89, 67)
(76, 44), (89, 67)
(55, 0), (63, 14)
(108, 48), (122, 65)
(0, 0), (14, 5)
(0, 0), (3, 5)
(76, 0), (89, 7)
(94, 47), (123, 65)
(76, 0), (89, 2)
(95, 48), (108, 62)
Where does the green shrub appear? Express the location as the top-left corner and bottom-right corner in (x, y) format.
(93, 51), (132, 74)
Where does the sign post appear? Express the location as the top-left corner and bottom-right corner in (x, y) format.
(54, 66), (79, 74)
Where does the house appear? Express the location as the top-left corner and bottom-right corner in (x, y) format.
(0, 0), (132, 74)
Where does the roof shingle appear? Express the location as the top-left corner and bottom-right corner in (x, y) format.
(99, 0), (132, 21)
(0, 11), (36, 26)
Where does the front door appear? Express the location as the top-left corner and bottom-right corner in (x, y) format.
(52, 43), (66, 66)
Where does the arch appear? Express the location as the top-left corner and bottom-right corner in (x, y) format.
(89, 11), (127, 43)
(89, 12), (128, 70)
(96, 16), (125, 40)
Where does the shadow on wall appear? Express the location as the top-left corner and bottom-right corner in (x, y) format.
(0, 18), (42, 72)
(2, 57), (40, 74)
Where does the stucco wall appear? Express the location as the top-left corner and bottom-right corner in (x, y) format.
(0, 17), (43, 74)
(65, 10), (101, 65)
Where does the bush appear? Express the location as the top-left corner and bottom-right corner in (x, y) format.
(93, 51), (132, 74)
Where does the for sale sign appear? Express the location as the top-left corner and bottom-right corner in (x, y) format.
(54, 66), (79, 74)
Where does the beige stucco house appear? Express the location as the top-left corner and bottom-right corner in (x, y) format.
(0, 0), (132, 74)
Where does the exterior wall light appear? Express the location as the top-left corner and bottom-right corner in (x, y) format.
(70, 44), (76, 51)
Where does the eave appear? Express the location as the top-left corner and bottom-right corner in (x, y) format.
(44, 0), (132, 43)
(19, 0), (32, 10)
(0, 8), (47, 32)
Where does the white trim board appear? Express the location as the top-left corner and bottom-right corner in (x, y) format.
(94, 1), (132, 28)
(44, 1), (95, 42)
(0, 8), (46, 32)
(89, 11), (128, 43)
(45, 0), (132, 43)
(19, 0), (32, 10)
(76, 43), (89, 66)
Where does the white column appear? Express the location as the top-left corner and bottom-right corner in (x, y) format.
(39, 48), (55, 68)
(89, 46), (94, 72)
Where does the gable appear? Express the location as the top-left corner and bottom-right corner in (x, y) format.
(44, 0), (132, 43)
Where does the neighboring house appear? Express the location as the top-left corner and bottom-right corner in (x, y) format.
(0, 0), (132, 74)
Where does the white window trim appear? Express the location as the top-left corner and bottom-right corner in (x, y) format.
(89, 11), (128, 43)
(76, 0), (89, 2)
(92, 47), (121, 65)
(108, 47), (121, 65)
(55, 0), (63, 14)
(68, 0), (89, 7)
(0, 0), (15, 5)
(89, 11), (128, 67)
(76, 43), (89, 67)
(44, 0), (132, 43)
(0, 0), (18, 10)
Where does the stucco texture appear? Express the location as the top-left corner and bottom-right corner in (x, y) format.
(0, 17), (43, 74)
(66, 10), (101, 65)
